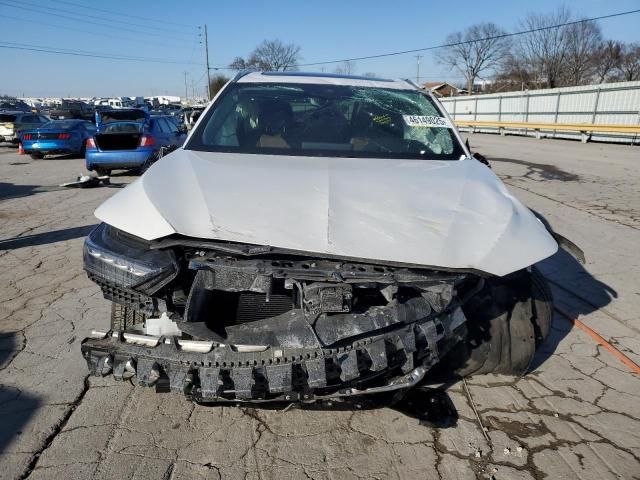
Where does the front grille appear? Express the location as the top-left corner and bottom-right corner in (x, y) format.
(205, 289), (294, 325)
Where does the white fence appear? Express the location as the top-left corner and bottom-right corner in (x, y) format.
(439, 81), (640, 144)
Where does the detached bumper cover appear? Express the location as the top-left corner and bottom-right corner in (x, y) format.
(81, 311), (454, 402)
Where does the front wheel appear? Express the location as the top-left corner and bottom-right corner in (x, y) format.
(446, 267), (553, 378)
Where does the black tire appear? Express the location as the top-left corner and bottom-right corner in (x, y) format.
(94, 167), (111, 177)
(30, 152), (44, 159)
(446, 267), (553, 378)
(110, 303), (147, 332)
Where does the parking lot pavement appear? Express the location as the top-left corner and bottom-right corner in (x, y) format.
(0, 137), (638, 479)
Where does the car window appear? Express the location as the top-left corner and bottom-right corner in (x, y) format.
(39, 115), (49, 122)
(164, 118), (178, 134)
(41, 121), (77, 129)
(156, 118), (172, 133)
(0, 114), (17, 122)
(21, 115), (36, 123)
(188, 83), (464, 161)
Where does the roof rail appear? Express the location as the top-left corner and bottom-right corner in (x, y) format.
(403, 79), (423, 90)
(231, 69), (258, 83)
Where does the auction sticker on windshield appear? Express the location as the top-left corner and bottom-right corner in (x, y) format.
(403, 115), (451, 128)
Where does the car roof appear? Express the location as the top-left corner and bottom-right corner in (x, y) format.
(236, 71), (417, 90)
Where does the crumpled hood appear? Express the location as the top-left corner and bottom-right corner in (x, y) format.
(94, 149), (557, 276)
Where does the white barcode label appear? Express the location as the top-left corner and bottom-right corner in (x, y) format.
(402, 115), (451, 128)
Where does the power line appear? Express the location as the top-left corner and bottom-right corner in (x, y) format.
(0, 40), (237, 69)
(0, 1), (194, 43)
(298, 9), (640, 67)
(44, 0), (195, 30)
(0, 41), (206, 65)
(19, 0), (197, 36)
(0, 14), (191, 50)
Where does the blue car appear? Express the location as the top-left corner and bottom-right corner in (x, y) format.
(85, 109), (186, 175)
(20, 119), (97, 159)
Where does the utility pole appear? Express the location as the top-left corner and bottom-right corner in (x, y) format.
(203, 25), (212, 101)
(183, 71), (188, 102)
(414, 55), (423, 85)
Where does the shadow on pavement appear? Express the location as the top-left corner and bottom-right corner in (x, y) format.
(221, 385), (460, 429)
(0, 182), (64, 201)
(0, 224), (97, 250)
(0, 181), (124, 201)
(530, 247), (618, 370)
(0, 332), (41, 453)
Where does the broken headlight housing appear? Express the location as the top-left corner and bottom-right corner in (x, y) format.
(83, 223), (179, 295)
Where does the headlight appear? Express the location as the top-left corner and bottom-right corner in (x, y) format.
(83, 223), (178, 295)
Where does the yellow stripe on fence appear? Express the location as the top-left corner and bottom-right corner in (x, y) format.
(454, 120), (640, 135)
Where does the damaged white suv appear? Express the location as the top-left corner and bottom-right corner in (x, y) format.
(81, 72), (559, 403)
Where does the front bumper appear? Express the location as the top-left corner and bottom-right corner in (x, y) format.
(81, 311), (453, 402)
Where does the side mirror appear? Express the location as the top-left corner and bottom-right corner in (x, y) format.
(471, 152), (491, 168)
(465, 139), (490, 168)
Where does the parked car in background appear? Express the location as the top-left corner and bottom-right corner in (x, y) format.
(152, 104), (182, 117)
(0, 112), (50, 144)
(48, 100), (95, 122)
(182, 106), (205, 131)
(85, 109), (186, 175)
(0, 99), (33, 112)
(20, 119), (96, 159)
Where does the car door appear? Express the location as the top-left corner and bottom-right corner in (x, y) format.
(70, 123), (83, 150)
(157, 118), (175, 147)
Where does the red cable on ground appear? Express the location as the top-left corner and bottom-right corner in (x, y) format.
(554, 305), (640, 375)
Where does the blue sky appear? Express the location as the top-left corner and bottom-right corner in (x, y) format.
(1, 0), (639, 97)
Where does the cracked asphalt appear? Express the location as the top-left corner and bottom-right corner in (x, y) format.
(1, 135), (639, 479)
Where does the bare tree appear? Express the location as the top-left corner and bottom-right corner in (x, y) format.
(617, 43), (640, 81)
(436, 22), (511, 94)
(516, 7), (571, 88)
(593, 40), (623, 83)
(563, 19), (602, 85)
(333, 60), (356, 75)
(229, 39), (302, 72)
(494, 53), (536, 91)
